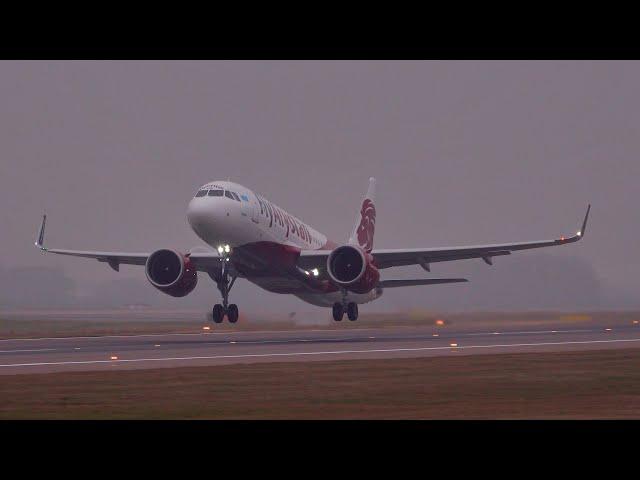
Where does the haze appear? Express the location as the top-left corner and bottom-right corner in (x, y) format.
(0, 61), (638, 312)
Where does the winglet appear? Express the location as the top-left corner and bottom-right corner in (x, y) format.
(578, 204), (591, 238)
(35, 214), (47, 250)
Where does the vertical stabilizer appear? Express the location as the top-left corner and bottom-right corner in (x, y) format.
(348, 177), (376, 252)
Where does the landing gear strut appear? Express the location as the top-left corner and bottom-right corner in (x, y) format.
(333, 290), (358, 322)
(211, 252), (239, 323)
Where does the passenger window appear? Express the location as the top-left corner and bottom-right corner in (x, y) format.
(208, 189), (223, 197)
(195, 190), (208, 197)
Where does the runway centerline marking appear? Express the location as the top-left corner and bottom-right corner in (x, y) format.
(1, 337), (640, 368)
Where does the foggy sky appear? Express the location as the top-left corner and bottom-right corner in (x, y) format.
(0, 61), (638, 312)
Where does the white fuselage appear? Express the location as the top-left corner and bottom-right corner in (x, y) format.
(186, 181), (381, 307)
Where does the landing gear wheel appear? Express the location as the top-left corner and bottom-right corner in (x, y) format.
(212, 304), (224, 323)
(347, 302), (358, 321)
(227, 304), (239, 323)
(332, 303), (344, 322)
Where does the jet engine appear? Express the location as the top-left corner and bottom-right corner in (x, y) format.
(326, 245), (380, 294)
(145, 249), (198, 297)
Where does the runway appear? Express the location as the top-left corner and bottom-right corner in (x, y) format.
(2, 320), (640, 374)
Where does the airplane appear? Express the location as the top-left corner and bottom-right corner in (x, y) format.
(35, 178), (590, 323)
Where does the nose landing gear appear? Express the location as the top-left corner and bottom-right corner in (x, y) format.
(211, 274), (239, 323)
(210, 251), (239, 324)
(211, 302), (239, 323)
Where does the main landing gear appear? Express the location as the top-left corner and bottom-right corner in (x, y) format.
(332, 290), (359, 322)
(332, 302), (359, 321)
(211, 253), (239, 324)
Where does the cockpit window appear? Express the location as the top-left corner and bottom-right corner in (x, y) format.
(230, 192), (241, 201)
(208, 189), (223, 197)
(224, 190), (235, 200)
(195, 190), (208, 197)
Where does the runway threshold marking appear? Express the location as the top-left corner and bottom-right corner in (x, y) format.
(2, 337), (640, 368)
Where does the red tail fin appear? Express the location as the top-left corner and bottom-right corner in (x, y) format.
(349, 178), (376, 252)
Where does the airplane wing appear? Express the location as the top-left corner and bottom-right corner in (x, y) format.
(298, 205), (590, 271)
(34, 215), (221, 272)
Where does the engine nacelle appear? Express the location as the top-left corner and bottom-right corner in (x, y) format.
(326, 245), (380, 294)
(145, 249), (198, 297)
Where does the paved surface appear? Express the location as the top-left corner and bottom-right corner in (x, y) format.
(1, 321), (640, 374)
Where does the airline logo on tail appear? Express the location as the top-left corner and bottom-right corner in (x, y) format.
(356, 198), (376, 252)
(348, 177), (377, 253)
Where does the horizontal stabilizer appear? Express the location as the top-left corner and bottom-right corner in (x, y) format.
(378, 278), (468, 288)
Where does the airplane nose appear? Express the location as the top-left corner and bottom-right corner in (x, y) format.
(187, 196), (232, 244)
(187, 198), (212, 233)
(187, 194), (241, 245)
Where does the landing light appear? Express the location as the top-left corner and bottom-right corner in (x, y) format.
(577, 231), (582, 236)
(217, 246), (224, 254)
(312, 268), (319, 277)
(224, 244), (231, 253)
